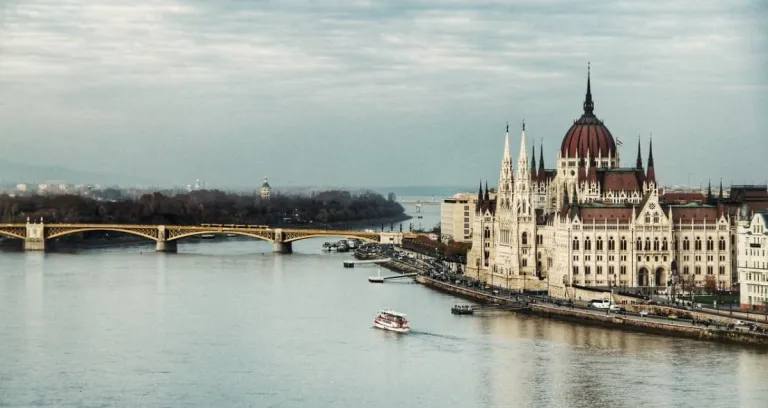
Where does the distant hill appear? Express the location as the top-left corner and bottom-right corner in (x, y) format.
(0, 158), (157, 187)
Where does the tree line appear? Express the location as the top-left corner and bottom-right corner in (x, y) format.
(0, 189), (405, 226)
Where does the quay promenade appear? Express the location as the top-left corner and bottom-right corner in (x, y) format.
(358, 245), (768, 348)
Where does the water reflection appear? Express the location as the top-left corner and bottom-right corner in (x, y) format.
(0, 240), (766, 408)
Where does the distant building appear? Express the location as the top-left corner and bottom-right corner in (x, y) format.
(440, 193), (476, 243)
(737, 210), (768, 310)
(260, 176), (272, 200)
(387, 192), (397, 202)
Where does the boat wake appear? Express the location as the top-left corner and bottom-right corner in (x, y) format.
(408, 330), (464, 341)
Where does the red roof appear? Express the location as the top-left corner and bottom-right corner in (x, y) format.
(561, 116), (617, 159)
(578, 207), (634, 223)
(598, 169), (645, 192)
(671, 207), (719, 223)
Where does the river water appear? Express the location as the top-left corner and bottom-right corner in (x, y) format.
(1, 202), (767, 407)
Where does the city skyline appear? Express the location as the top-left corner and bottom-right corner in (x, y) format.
(0, 1), (766, 188)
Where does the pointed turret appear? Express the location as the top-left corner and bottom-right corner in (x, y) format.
(635, 135), (643, 170)
(531, 143), (536, 172)
(484, 180), (490, 203)
(718, 179), (724, 200)
(515, 120), (531, 185)
(583, 62), (594, 116)
(707, 179), (713, 201)
(537, 139), (546, 180)
(476, 180), (483, 213)
(645, 137), (656, 185)
(577, 158), (587, 181)
(503, 122), (511, 161)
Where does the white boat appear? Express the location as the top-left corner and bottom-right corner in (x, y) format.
(374, 309), (410, 333)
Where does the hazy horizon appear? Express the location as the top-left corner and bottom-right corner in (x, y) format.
(1, 1), (766, 188)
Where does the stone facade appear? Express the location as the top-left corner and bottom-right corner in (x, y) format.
(466, 70), (736, 298)
(737, 211), (768, 310)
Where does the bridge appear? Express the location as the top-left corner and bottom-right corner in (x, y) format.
(0, 221), (409, 253)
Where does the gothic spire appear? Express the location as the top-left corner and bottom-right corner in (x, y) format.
(646, 136), (656, 184)
(538, 139), (545, 173)
(718, 179), (723, 199)
(517, 119), (528, 172)
(503, 122), (511, 160)
(484, 180), (490, 202)
(707, 179), (713, 201)
(477, 180), (483, 209)
(531, 142), (537, 171)
(583, 62), (594, 116)
(635, 135), (643, 170)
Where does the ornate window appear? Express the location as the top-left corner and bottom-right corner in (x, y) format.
(645, 238), (651, 251)
(662, 238), (668, 251)
(573, 238), (579, 250)
(719, 237), (726, 251)
(522, 232), (528, 246)
(653, 238), (660, 251)
(585, 238), (592, 251)
(636, 238), (642, 251)
(695, 237), (702, 251)
(645, 214), (650, 224)
(653, 212), (659, 224)
(683, 237), (690, 251)
(707, 237), (714, 251)
(608, 237), (615, 251)
(597, 237), (604, 251)
(620, 238), (627, 251)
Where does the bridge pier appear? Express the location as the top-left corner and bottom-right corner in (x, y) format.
(24, 221), (46, 251)
(156, 240), (177, 253)
(274, 241), (292, 254)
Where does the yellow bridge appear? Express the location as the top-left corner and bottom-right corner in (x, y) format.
(0, 222), (409, 253)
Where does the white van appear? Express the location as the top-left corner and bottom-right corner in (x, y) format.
(588, 299), (610, 309)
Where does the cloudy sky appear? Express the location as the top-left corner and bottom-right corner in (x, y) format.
(0, 0), (766, 189)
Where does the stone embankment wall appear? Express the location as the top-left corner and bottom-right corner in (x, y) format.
(529, 304), (768, 347)
(415, 275), (518, 305)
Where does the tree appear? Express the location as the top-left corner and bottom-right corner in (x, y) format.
(704, 275), (717, 294)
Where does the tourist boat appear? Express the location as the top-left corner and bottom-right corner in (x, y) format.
(451, 305), (474, 315)
(373, 309), (410, 333)
(343, 260), (355, 268)
(226, 233), (236, 238)
(200, 234), (215, 239)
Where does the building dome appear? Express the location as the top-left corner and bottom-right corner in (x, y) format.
(261, 177), (271, 189)
(560, 67), (617, 160)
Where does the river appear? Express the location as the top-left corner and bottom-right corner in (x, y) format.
(1, 202), (767, 407)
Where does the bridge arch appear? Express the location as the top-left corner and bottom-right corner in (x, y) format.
(167, 230), (274, 243)
(46, 227), (158, 242)
(283, 233), (379, 244)
(0, 230), (25, 240)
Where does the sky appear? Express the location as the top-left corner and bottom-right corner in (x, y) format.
(0, 0), (766, 190)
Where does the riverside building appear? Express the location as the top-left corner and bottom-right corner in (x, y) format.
(466, 68), (737, 299)
(737, 211), (768, 310)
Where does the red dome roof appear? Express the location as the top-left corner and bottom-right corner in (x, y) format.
(559, 68), (617, 159)
(561, 116), (616, 159)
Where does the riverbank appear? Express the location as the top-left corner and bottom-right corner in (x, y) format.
(365, 249), (768, 349)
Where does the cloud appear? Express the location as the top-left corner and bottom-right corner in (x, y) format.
(0, 0), (765, 187)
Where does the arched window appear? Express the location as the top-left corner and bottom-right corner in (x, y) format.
(695, 237), (702, 251)
(522, 232), (528, 245)
(573, 238), (579, 251)
(674, 239), (678, 251)
(645, 214), (650, 224)
(653, 237), (659, 251)
(585, 238), (592, 251)
(597, 237), (604, 251)
(683, 237), (690, 251)
(662, 238), (668, 251)
(719, 237), (726, 251)
(653, 213), (659, 224)
(484, 228), (491, 239)
(636, 238), (642, 251)
(608, 237), (615, 251)
(707, 237), (714, 251)
(620, 238), (627, 251)
(645, 238), (651, 251)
